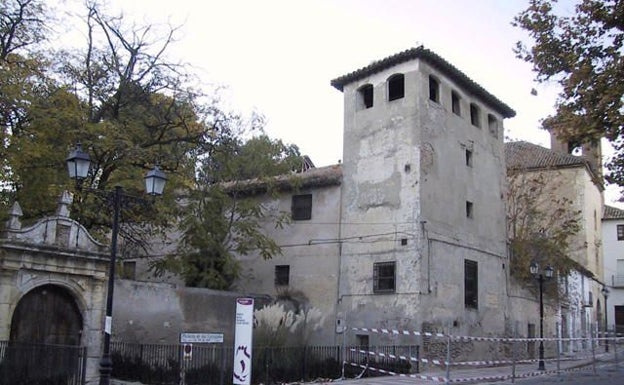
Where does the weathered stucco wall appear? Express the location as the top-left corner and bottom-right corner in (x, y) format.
(234, 181), (342, 344)
(335, 55), (510, 346)
(112, 279), (257, 346)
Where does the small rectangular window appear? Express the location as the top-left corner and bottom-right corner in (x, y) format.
(470, 103), (480, 127)
(292, 194), (312, 220)
(466, 201), (474, 219)
(388, 74), (405, 101)
(464, 259), (478, 309)
(616, 260), (624, 284)
(618, 225), (624, 241)
(355, 334), (370, 364)
(452, 91), (461, 116)
(275, 265), (290, 286)
(356, 334), (369, 348)
(373, 261), (396, 293)
(466, 149), (473, 167)
(429, 76), (439, 103)
(119, 261), (136, 280)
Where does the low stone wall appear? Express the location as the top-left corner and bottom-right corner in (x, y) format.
(112, 279), (270, 345)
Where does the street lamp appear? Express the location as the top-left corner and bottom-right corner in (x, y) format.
(66, 144), (166, 385)
(530, 261), (553, 371)
(602, 286), (610, 352)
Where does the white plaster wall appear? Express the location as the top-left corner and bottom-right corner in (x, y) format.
(602, 218), (624, 328)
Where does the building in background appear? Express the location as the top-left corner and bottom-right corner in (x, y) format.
(602, 205), (624, 334)
(505, 140), (604, 352)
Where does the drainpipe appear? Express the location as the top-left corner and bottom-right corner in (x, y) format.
(420, 220), (431, 294)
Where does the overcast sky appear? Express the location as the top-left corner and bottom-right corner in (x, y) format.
(57, 0), (622, 206)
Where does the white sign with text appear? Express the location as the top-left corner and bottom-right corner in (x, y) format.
(232, 297), (254, 385)
(180, 332), (224, 344)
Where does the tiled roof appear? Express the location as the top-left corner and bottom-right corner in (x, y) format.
(505, 141), (603, 191)
(224, 164), (342, 196)
(505, 141), (590, 170)
(330, 46), (516, 118)
(604, 205), (624, 220)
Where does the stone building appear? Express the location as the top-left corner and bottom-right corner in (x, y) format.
(505, 140), (604, 352)
(113, 47), (606, 351)
(234, 46), (517, 345)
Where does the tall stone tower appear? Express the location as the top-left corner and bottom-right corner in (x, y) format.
(330, 47), (516, 340)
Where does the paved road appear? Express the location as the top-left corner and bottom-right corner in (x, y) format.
(320, 354), (622, 385)
(496, 361), (624, 385)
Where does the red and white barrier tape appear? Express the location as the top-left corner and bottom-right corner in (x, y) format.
(351, 326), (597, 342)
(349, 347), (593, 368)
(347, 360), (593, 384)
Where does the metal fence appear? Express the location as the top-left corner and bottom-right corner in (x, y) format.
(110, 342), (419, 385)
(0, 341), (87, 385)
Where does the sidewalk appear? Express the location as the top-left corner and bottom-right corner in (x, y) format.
(317, 352), (613, 385)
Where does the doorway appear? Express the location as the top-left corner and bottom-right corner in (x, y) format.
(10, 284), (83, 345)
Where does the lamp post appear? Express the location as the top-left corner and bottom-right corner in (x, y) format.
(602, 286), (610, 352)
(530, 261), (553, 371)
(66, 144), (166, 385)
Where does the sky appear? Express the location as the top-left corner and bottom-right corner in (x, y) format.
(55, 0), (623, 206)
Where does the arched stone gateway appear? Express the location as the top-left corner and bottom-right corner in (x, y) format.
(10, 284), (83, 345)
(0, 194), (111, 384)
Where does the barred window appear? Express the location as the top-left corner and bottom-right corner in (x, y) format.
(292, 194), (312, 220)
(373, 262), (396, 293)
(464, 259), (478, 309)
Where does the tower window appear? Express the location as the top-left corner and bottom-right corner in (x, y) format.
(292, 194), (312, 220)
(488, 114), (498, 138)
(470, 103), (481, 127)
(466, 201), (474, 219)
(358, 84), (374, 109)
(452, 91), (461, 116)
(429, 75), (440, 102)
(388, 74), (405, 101)
(466, 149), (473, 167)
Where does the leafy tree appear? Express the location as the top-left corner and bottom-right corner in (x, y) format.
(0, 1), (304, 289)
(506, 165), (581, 292)
(150, 133), (303, 289)
(0, 0), (48, 61)
(513, 0), (624, 186)
(0, 1), (209, 242)
(0, 0), (52, 208)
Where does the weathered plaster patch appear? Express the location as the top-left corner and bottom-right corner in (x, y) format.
(357, 172), (401, 209)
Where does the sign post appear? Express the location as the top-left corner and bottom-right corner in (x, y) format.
(233, 298), (254, 385)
